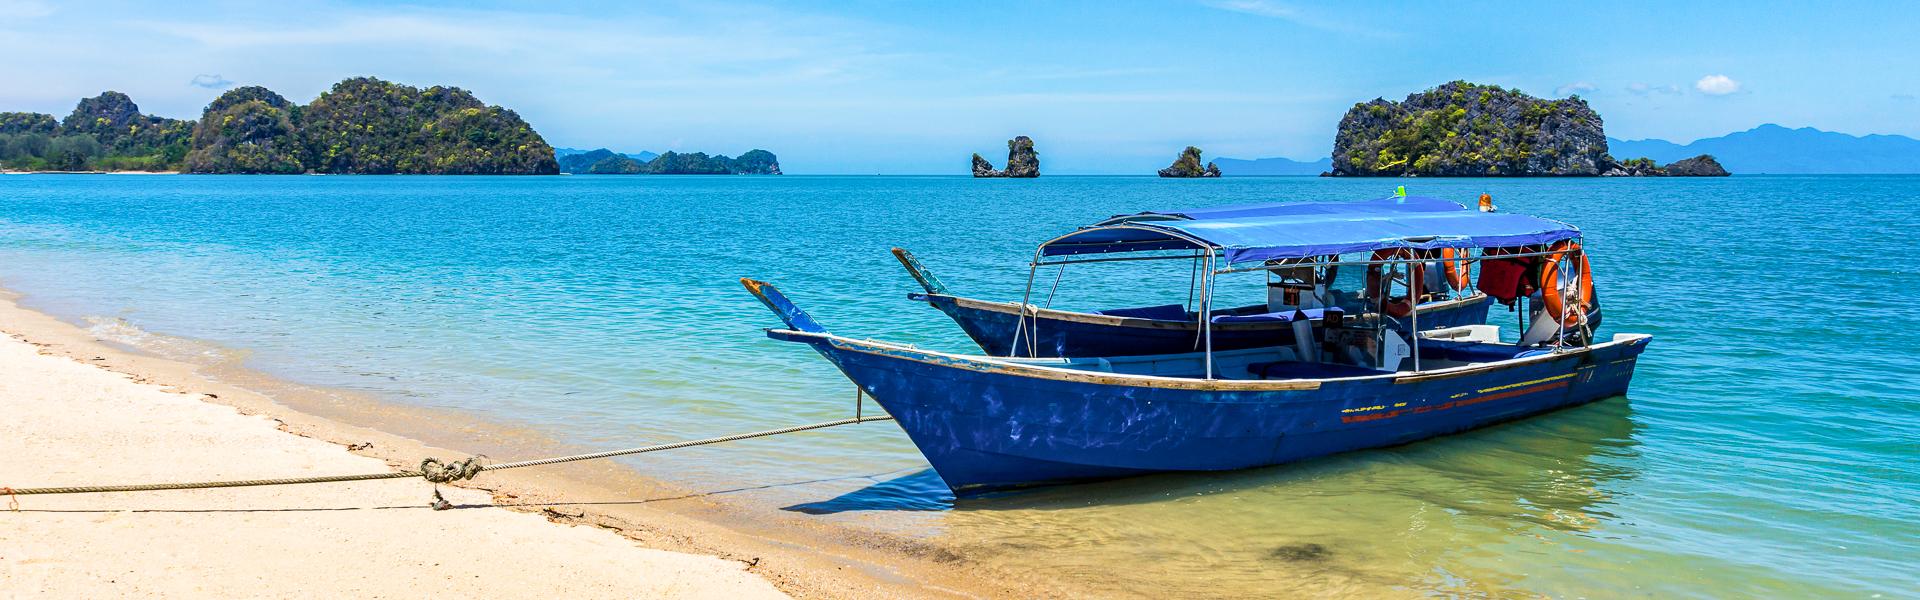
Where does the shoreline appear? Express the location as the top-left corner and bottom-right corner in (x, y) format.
(0, 286), (1054, 598)
(0, 170), (180, 175)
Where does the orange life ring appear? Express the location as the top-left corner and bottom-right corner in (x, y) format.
(1441, 248), (1471, 290)
(1540, 242), (1595, 328)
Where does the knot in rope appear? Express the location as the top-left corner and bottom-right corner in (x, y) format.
(419, 457), (484, 484)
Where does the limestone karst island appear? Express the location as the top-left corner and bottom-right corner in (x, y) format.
(971, 135), (1040, 177)
(0, 77), (780, 176)
(1158, 146), (1222, 177)
(1329, 81), (1728, 177)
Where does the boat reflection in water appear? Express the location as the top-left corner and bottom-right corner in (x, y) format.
(947, 398), (1641, 597)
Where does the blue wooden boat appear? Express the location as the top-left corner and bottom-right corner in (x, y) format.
(892, 196), (1495, 358)
(748, 201), (1644, 496)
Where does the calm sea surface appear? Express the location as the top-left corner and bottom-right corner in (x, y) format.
(1, 174), (1914, 597)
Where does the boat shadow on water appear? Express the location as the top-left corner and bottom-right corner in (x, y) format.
(788, 396), (1641, 521)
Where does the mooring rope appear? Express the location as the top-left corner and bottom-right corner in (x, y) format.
(2, 415), (894, 497)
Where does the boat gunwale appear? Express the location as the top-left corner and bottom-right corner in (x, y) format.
(768, 328), (1651, 392)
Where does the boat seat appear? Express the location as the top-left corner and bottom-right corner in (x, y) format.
(1417, 340), (1553, 363)
(1210, 308), (1325, 325)
(1092, 304), (1190, 321)
(1247, 360), (1382, 380)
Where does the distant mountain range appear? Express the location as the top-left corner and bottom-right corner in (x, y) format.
(554, 147), (658, 162)
(1215, 124), (1920, 176)
(1608, 125), (1920, 174)
(1210, 156), (1332, 176)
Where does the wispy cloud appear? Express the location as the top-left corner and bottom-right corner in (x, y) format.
(980, 66), (1186, 82)
(133, 8), (899, 90)
(1199, 0), (1392, 37)
(1626, 82), (1684, 96)
(1694, 74), (1741, 96)
(0, 0), (53, 19)
(189, 74), (233, 89)
(1555, 82), (1597, 97)
(1892, 93), (1915, 104)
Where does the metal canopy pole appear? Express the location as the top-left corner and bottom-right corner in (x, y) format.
(1576, 245), (1592, 344)
(1012, 252), (1041, 357)
(1409, 259), (1420, 372)
(1187, 254), (1200, 311)
(1202, 249), (1216, 379)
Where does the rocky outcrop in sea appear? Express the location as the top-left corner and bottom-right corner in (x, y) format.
(972, 136), (1040, 177)
(1158, 146), (1221, 177)
(1600, 157), (1665, 177)
(1663, 154), (1730, 176)
(1599, 153), (1732, 176)
(1331, 81), (1609, 176)
(971, 153), (997, 177)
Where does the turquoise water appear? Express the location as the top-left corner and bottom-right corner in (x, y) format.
(1, 174), (1914, 597)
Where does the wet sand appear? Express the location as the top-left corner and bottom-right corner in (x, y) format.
(0, 289), (1054, 598)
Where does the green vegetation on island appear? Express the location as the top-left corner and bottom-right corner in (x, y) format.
(2, 77), (558, 174)
(1332, 81), (1610, 176)
(1330, 80), (1730, 177)
(1, 92), (192, 172)
(1157, 146), (1221, 177)
(556, 147), (781, 175)
(0, 112), (59, 136)
(184, 87), (305, 174)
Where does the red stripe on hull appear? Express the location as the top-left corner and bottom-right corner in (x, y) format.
(1340, 380), (1572, 424)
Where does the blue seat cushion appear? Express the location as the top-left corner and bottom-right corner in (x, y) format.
(1211, 308), (1325, 325)
(1418, 340), (1551, 363)
(1093, 304), (1190, 321)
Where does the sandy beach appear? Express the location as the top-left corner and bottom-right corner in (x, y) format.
(0, 290), (1044, 598)
(0, 324), (788, 597)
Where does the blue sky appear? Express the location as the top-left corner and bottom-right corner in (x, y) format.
(3, 0), (1916, 173)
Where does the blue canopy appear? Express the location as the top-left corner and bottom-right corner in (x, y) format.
(1045, 197), (1578, 264)
(1095, 195), (1466, 225)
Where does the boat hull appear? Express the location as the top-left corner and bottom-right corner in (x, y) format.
(918, 293), (1494, 358)
(777, 331), (1648, 496)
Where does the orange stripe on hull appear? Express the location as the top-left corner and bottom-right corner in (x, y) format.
(1340, 380), (1573, 424)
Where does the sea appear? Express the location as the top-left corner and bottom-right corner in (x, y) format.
(1, 174), (1913, 597)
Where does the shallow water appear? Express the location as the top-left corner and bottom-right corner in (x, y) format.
(1, 174), (1913, 596)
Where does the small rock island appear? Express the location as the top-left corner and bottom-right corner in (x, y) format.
(1663, 154), (1731, 176)
(1598, 154), (1728, 176)
(972, 136), (1040, 177)
(1158, 146), (1221, 177)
